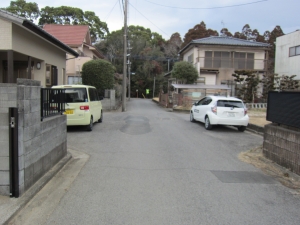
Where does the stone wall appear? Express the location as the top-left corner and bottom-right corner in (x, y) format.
(263, 123), (300, 176)
(0, 79), (67, 196)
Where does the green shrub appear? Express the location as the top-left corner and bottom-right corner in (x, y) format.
(82, 59), (115, 94)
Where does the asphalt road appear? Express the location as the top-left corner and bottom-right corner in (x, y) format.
(10, 99), (300, 225)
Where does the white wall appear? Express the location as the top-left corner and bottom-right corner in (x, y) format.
(0, 19), (12, 49)
(183, 48), (196, 62)
(200, 74), (216, 85)
(275, 30), (300, 79)
(12, 23), (66, 86)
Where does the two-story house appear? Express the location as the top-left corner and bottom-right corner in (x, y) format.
(179, 36), (270, 87)
(275, 30), (300, 80)
(43, 24), (104, 84)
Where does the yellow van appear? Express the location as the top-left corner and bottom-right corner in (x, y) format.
(52, 85), (103, 131)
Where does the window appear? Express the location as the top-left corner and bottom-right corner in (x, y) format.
(204, 51), (213, 68)
(203, 98), (212, 105)
(89, 88), (100, 101)
(290, 46), (300, 57)
(296, 46), (300, 55)
(234, 52), (254, 69)
(204, 51), (233, 68)
(65, 88), (87, 103)
(68, 76), (82, 84)
(187, 54), (194, 63)
(217, 100), (244, 108)
(197, 77), (205, 84)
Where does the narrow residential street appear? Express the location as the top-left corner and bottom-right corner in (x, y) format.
(9, 99), (300, 225)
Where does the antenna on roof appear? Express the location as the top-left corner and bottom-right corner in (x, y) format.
(221, 20), (225, 28)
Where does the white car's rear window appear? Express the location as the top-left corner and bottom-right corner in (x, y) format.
(217, 100), (244, 108)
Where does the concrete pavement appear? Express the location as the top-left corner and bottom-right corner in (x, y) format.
(0, 100), (267, 224)
(0, 150), (86, 225)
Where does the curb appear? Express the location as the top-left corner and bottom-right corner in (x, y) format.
(247, 123), (265, 136)
(1, 151), (72, 225)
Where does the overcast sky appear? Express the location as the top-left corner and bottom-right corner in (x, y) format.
(1, 0), (299, 40)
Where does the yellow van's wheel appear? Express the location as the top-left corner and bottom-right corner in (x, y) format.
(98, 111), (103, 123)
(87, 117), (93, 131)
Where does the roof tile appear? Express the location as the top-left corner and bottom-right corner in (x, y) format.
(43, 24), (89, 46)
(191, 36), (270, 47)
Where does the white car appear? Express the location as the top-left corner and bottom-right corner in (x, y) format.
(190, 96), (249, 131)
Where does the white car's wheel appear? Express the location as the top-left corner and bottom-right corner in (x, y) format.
(205, 116), (212, 130)
(238, 126), (246, 132)
(190, 112), (195, 122)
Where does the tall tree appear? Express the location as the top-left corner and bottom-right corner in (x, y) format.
(233, 31), (246, 39)
(2, 0), (39, 21)
(267, 25), (285, 73)
(182, 21), (219, 48)
(251, 29), (265, 42)
(242, 24), (252, 40)
(163, 32), (182, 58)
(39, 6), (109, 41)
(220, 28), (233, 37)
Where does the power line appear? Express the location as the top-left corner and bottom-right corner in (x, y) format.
(129, 2), (169, 37)
(119, 0), (124, 19)
(104, 0), (120, 22)
(143, 0), (268, 9)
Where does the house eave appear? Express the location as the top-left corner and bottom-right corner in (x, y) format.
(22, 20), (79, 57)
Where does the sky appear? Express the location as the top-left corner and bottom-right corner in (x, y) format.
(1, 0), (299, 40)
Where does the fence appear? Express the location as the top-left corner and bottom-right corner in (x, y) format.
(245, 103), (267, 109)
(266, 91), (300, 129)
(41, 88), (66, 121)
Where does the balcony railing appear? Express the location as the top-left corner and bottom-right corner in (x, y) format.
(41, 88), (66, 121)
(197, 57), (267, 71)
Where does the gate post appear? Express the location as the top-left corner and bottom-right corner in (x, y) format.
(9, 107), (19, 198)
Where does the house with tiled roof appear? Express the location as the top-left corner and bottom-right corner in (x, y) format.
(159, 36), (271, 107)
(43, 24), (104, 84)
(0, 9), (78, 86)
(178, 36), (270, 90)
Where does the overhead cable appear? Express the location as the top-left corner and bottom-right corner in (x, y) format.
(143, 0), (268, 10)
(129, 2), (169, 37)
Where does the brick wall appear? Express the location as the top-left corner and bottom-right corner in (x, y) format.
(0, 79), (67, 196)
(263, 123), (300, 175)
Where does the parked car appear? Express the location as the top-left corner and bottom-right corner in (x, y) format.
(190, 96), (249, 131)
(52, 85), (103, 131)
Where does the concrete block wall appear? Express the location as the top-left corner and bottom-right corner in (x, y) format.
(0, 83), (17, 195)
(0, 79), (67, 196)
(102, 90), (120, 111)
(263, 123), (300, 176)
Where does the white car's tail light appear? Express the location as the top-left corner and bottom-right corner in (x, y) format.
(211, 106), (217, 114)
(244, 108), (248, 116)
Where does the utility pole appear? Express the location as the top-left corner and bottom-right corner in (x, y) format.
(127, 41), (132, 101)
(122, 0), (128, 112)
(153, 75), (156, 99)
(128, 60), (131, 101)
